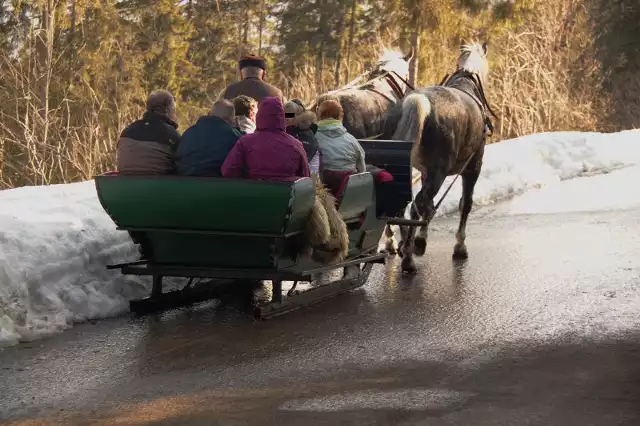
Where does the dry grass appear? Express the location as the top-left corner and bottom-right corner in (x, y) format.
(0, 0), (634, 189)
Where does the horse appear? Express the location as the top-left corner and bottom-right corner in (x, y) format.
(311, 49), (413, 255)
(390, 41), (496, 274)
(312, 48), (413, 140)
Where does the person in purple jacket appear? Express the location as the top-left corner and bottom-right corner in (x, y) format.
(221, 96), (310, 182)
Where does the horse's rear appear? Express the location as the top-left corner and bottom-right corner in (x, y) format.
(396, 85), (486, 176)
(390, 42), (494, 273)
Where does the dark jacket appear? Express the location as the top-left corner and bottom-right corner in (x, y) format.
(221, 96), (310, 182)
(219, 77), (284, 104)
(116, 112), (180, 175)
(176, 116), (242, 177)
(285, 111), (319, 161)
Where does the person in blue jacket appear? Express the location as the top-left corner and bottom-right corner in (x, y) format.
(176, 100), (242, 177)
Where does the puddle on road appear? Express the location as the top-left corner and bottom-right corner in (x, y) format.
(279, 388), (474, 412)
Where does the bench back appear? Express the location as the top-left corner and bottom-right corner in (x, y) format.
(338, 172), (374, 221)
(358, 139), (414, 217)
(95, 175), (315, 235)
(95, 175), (316, 268)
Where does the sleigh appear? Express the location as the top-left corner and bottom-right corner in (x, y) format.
(96, 139), (413, 319)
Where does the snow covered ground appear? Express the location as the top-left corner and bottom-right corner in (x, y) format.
(0, 183), (148, 347)
(1, 129), (639, 347)
(416, 129), (640, 218)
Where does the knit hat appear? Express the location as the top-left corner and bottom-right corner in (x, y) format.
(284, 100), (305, 116)
(291, 99), (306, 110)
(239, 55), (266, 70)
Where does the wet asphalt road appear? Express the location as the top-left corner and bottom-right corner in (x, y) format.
(1, 201), (640, 425)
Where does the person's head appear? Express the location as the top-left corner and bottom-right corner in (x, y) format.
(317, 99), (343, 121)
(210, 99), (236, 126)
(239, 55), (266, 80)
(255, 96), (285, 131)
(233, 95), (258, 121)
(284, 100), (305, 126)
(146, 90), (177, 123)
(291, 99), (305, 110)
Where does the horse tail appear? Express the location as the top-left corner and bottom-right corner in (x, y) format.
(392, 93), (431, 144)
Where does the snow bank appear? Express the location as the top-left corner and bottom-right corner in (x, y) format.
(0, 181), (148, 347)
(0, 129), (638, 347)
(411, 129), (640, 218)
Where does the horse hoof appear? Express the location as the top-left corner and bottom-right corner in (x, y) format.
(414, 236), (427, 256)
(452, 244), (468, 260)
(401, 258), (417, 274)
(343, 265), (360, 279)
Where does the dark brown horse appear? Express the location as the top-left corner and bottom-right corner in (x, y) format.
(390, 42), (495, 273)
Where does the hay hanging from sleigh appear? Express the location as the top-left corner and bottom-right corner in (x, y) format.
(300, 174), (349, 265)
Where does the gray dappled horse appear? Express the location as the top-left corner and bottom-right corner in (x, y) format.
(312, 50), (412, 257)
(391, 42), (495, 274)
(312, 49), (413, 139)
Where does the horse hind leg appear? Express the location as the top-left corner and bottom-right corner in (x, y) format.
(413, 200), (433, 257)
(400, 171), (444, 273)
(400, 219), (418, 274)
(453, 168), (480, 259)
(382, 224), (397, 255)
(413, 171), (446, 257)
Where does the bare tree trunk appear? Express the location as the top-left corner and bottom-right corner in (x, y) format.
(315, 0), (328, 93)
(334, 2), (347, 88)
(345, 0), (357, 82)
(242, 0), (250, 52)
(68, 0), (76, 90)
(408, 28), (420, 87)
(258, 0), (265, 56)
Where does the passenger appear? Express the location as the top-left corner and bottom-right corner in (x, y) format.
(232, 95), (258, 134)
(175, 100), (242, 177)
(219, 55), (284, 105)
(315, 99), (366, 196)
(221, 96), (310, 181)
(116, 90), (181, 176)
(284, 100), (321, 175)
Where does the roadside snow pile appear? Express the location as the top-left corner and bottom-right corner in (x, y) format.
(0, 129), (638, 347)
(0, 181), (148, 347)
(412, 129), (640, 218)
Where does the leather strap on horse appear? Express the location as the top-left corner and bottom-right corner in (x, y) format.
(389, 71), (415, 93)
(439, 69), (497, 135)
(384, 74), (406, 99)
(327, 69), (411, 102)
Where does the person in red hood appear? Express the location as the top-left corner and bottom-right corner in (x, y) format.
(221, 96), (310, 181)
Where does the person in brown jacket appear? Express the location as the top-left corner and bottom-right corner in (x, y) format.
(219, 55), (284, 104)
(116, 90), (181, 175)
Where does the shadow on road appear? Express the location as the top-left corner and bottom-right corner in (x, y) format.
(7, 333), (640, 425)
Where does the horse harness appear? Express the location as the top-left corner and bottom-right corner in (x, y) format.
(333, 69), (413, 104)
(440, 70), (497, 137)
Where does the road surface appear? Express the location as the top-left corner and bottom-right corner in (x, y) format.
(1, 170), (640, 425)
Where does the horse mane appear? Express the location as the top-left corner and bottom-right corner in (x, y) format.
(379, 48), (405, 63)
(376, 48), (410, 79)
(457, 42), (488, 83)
